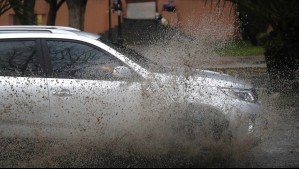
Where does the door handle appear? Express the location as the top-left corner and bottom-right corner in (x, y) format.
(53, 89), (72, 97)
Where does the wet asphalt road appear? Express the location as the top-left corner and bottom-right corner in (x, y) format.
(250, 92), (299, 168)
(222, 68), (299, 168)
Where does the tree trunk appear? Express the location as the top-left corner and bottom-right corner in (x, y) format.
(23, 0), (35, 25)
(0, 0), (12, 16)
(9, 0), (36, 25)
(46, 0), (65, 26)
(66, 0), (87, 30)
(79, 0), (87, 30)
(47, 0), (57, 25)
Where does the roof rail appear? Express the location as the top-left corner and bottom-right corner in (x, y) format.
(0, 25), (80, 31)
(0, 25), (100, 38)
(0, 30), (54, 34)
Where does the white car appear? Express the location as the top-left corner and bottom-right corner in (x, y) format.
(0, 26), (265, 145)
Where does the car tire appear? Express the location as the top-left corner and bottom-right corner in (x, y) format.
(165, 104), (232, 144)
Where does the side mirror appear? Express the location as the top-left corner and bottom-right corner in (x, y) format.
(113, 66), (133, 78)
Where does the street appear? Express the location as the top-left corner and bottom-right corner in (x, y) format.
(251, 91), (299, 168)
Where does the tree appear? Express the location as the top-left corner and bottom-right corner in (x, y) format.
(66, 0), (87, 30)
(236, 3), (268, 46)
(45, 0), (66, 26)
(211, 0), (299, 91)
(0, 0), (12, 16)
(8, 0), (36, 25)
(231, 0), (299, 91)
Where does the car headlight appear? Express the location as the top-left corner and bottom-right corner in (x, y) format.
(220, 87), (258, 103)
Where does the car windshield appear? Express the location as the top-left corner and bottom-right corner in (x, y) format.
(99, 38), (173, 74)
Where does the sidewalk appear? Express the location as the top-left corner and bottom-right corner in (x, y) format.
(127, 43), (267, 70)
(105, 19), (267, 70)
(194, 55), (267, 69)
(103, 18), (267, 70)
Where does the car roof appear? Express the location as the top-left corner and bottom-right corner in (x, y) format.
(0, 25), (101, 40)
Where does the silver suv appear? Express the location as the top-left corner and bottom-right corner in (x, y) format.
(0, 26), (265, 144)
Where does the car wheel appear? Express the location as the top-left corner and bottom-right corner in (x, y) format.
(227, 113), (267, 149)
(167, 104), (232, 144)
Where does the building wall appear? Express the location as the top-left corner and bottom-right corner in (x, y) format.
(0, 0), (123, 34)
(56, 0), (124, 34)
(0, 0), (49, 26)
(0, 0), (239, 39)
(158, 0), (240, 40)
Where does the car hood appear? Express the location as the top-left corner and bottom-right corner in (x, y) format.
(152, 67), (253, 89)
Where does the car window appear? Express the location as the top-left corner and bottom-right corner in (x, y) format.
(46, 40), (134, 80)
(0, 40), (43, 77)
(100, 38), (173, 74)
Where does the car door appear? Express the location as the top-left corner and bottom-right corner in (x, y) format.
(44, 39), (143, 139)
(0, 39), (50, 138)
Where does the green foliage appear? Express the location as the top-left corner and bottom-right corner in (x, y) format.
(232, 0), (299, 30)
(235, 2), (268, 46)
(230, 0), (299, 88)
(213, 41), (265, 57)
(222, 42), (265, 57)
